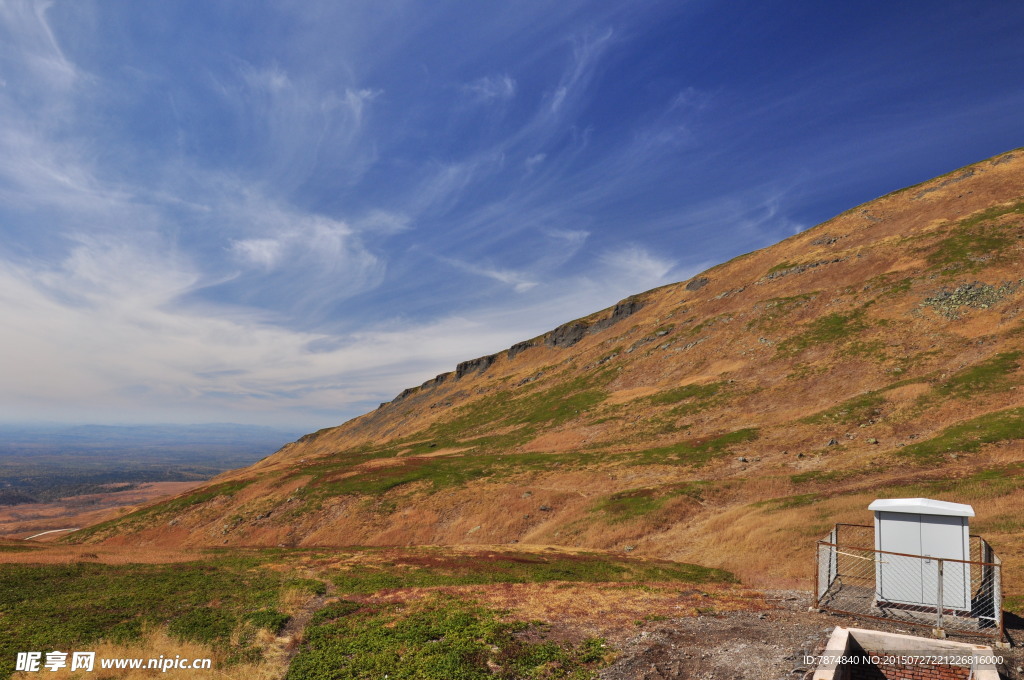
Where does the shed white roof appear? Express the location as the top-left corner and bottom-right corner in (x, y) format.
(868, 497), (975, 517)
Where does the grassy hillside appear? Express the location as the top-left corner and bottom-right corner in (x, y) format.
(69, 148), (1024, 599)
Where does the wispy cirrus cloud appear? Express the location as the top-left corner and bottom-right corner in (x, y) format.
(1, 0), (1022, 430)
(464, 74), (517, 102)
(437, 256), (538, 293)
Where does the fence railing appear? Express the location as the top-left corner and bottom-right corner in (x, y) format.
(815, 524), (1003, 640)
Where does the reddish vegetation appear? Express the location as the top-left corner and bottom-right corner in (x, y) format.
(68, 149), (1024, 598)
(0, 482), (205, 540)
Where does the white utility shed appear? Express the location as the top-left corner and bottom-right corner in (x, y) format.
(869, 498), (974, 611)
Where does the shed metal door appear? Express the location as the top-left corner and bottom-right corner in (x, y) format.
(920, 514), (969, 611)
(875, 511), (970, 610)
(876, 512), (923, 605)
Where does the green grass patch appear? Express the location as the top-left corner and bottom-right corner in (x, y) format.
(801, 392), (886, 425)
(880, 277), (914, 298)
(329, 550), (735, 595)
(876, 464), (1024, 506)
(244, 609), (291, 634)
(846, 340), (887, 361)
(168, 607), (237, 644)
(626, 428), (759, 466)
(687, 313), (731, 336)
(897, 407), (1024, 464)
(284, 577), (329, 595)
(930, 351), (1021, 400)
(648, 382), (723, 406)
(386, 370), (616, 458)
(286, 595), (609, 680)
(594, 482), (710, 523)
(746, 292), (820, 330)
(924, 201), (1023, 274)
(1003, 595), (1024, 616)
(293, 447), (612, 504)
(447, 371), (613, 432)
(0, 543), (43, 552)
(304, 456), (497, 499)
(0, 557), (292, 677)
(777, 309), (869, 356)
(283, 371), (624, 503)
(766, 260), (798, 275)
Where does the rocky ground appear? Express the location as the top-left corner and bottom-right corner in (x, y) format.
(599, 591), (1024, 680)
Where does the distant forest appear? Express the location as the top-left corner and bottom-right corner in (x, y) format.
(0, 424), (302, 504)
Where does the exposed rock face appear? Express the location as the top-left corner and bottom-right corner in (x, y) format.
(394, 386), (418, 401)
(685, 277), (709, 291)
(507, 340), (535, 360)
(759, 258), (845, 283)
(545, 299), (646, 348)
(385, 295), (645, 399)
(420, 372), (452, 390)
(590, 299), (645, 333)
(456, 354), (498, 379)
(545, 321), (589, 348)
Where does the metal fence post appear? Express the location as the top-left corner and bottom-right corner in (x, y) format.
(995, 558), (1004, 641)
(936, 558), (944, 631)
(814, 542), (820, 608)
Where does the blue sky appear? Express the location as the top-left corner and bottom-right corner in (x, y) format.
(1, 1), (1022, 429)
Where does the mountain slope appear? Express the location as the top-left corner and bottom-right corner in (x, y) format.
(75, 149), (1024, 593)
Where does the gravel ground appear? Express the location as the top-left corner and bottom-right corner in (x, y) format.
(599, 591), (1024, 680)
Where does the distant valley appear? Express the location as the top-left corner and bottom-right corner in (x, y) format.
(0, 423), (301, 538)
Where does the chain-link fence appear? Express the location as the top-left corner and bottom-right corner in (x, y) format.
(815, 523), (1003, 640)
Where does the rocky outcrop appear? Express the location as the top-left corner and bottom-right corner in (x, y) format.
(544, 321), (589, 348)
(758, 257), (844, 283)
(545, 297), (646, 348)
(420, 372), (453, 389)
(383, 296), (645, 404)
(507, 340), (535, 360)
(685, 277), (709, 291)
(590, 298), (645, 333)
(456, 354), (498, 378)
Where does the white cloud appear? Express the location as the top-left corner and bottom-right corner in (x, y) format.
(0, 235), (647, 427)
(598, 245), (678, 290)
(343, 87), (382, 127)
(356, 210), (411, 234)
(548, 28), (613, 115)
(0, 0), (80, 93)
(547, 228), (589, 250)
(223, 203), (385, 298)
(439, 256), (538, 293)
(465, 74), (516, 102)
(230, 238), (283, 270)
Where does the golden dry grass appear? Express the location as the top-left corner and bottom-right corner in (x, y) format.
(9, 627), (286, 680)
(0, 544), (206, 565)
(364, 581), (766, 642)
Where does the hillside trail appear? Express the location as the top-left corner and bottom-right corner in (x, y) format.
(270, 582), (336, 680)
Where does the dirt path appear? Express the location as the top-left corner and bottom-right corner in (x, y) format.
(269, 584), (336, 679)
